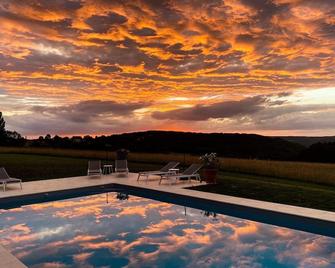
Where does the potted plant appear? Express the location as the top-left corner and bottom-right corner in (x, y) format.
(200, 153), (219, 183)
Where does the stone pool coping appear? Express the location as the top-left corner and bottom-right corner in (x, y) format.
(0, 245), (27, 268)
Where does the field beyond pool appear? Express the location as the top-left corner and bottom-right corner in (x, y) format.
(0, 147), (335, 212)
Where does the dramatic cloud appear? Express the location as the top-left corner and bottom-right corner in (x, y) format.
(0, 0), (335, 136)
(131, 27), (157, 36)
(152, 96), (269, 121)
(32, 100), (150, 123)
(85, 12), (128, 33)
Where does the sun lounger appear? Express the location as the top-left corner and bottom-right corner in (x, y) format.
(0, 167), (22, 191)
(159, 163), (202, 185)
(115, 160), (129, 175)
(87, 160), (102, 176)
(137, 161), (180, 181)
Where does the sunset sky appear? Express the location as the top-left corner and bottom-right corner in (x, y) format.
(1, 0), (335, 137)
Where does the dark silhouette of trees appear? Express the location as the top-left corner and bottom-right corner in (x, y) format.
(6, 131), (22, 140)
(0, 112), (6, 139)
(300, 142), (335, 163)
(0, 119), (334, 163)
(24, 131), (305, 160)
(0, 112), (25, 146)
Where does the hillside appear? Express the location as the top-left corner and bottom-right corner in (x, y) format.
(300, 142), (335, 163)
(280, 136), (335, 147)
(29, 131), (305, 161)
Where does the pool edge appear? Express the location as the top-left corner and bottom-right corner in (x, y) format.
(0, 174), (334, 237)
(0, 245), (27, 268)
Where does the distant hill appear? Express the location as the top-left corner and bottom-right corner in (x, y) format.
(29, 131), (305, 161)
(299, 142), (335, 163)
(4, 129), (335, 162)
(280, 136), (335, 147)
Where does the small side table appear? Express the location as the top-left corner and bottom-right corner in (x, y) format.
(103, 165), (113, 175)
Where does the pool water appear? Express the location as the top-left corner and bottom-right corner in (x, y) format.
(0, 192), (334, 268)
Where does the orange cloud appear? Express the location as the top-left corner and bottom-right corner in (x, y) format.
(1, 0), (335, 136)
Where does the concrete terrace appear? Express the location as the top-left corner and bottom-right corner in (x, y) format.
(1, 172), (335, 267)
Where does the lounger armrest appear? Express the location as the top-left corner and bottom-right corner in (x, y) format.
(161, 173), (199, 179)
(139, 170), (160, 175)
(8, 177), (22, 182)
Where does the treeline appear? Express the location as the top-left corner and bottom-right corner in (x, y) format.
(300, 142), (335, 163)
(26, 131), (303, 160)
(0, 112), (25, 146)
(1, 129), (334, 163)
(1, 113), (334, 163)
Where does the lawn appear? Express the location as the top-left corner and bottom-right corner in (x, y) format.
(1, 153), (335, 212)
(0, 154), (161, 181)
(190, 172), (335, 212)
(1, 146), (335, 186)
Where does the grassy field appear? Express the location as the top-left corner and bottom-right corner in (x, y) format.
(0, 151), (335, 212)
(0, 154), (161, 180)
(190, 172), (335, 212)
(1, 146), (335, 186)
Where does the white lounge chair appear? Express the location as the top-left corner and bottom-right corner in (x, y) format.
(87, 160), (102, 176)
(115, 160), (129, 175)
(0, 167), (22, 191)
(137, 161), (180, 181)
(159, 164), (202, 185)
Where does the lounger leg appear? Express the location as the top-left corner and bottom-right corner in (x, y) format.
(3, 182), (6, 192)
(20, 181), (22, 190)
(137, 173), (141, 181)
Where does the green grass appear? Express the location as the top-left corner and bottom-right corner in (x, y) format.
(221, 157), (335, 187)
(1, 146), (335, 186)
(0, 153), (162, 181)
(1, 152), (335, 212)
(190, 171), (335, 212)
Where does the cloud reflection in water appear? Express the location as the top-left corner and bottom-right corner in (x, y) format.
(0, 193), (334, 268)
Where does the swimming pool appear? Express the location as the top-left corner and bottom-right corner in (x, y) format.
(0, 191), (334, 268)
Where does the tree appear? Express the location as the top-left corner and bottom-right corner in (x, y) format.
(0, 112), (7, 139)
(0, 112), (24, 145)
(6, 131), (22, 140)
